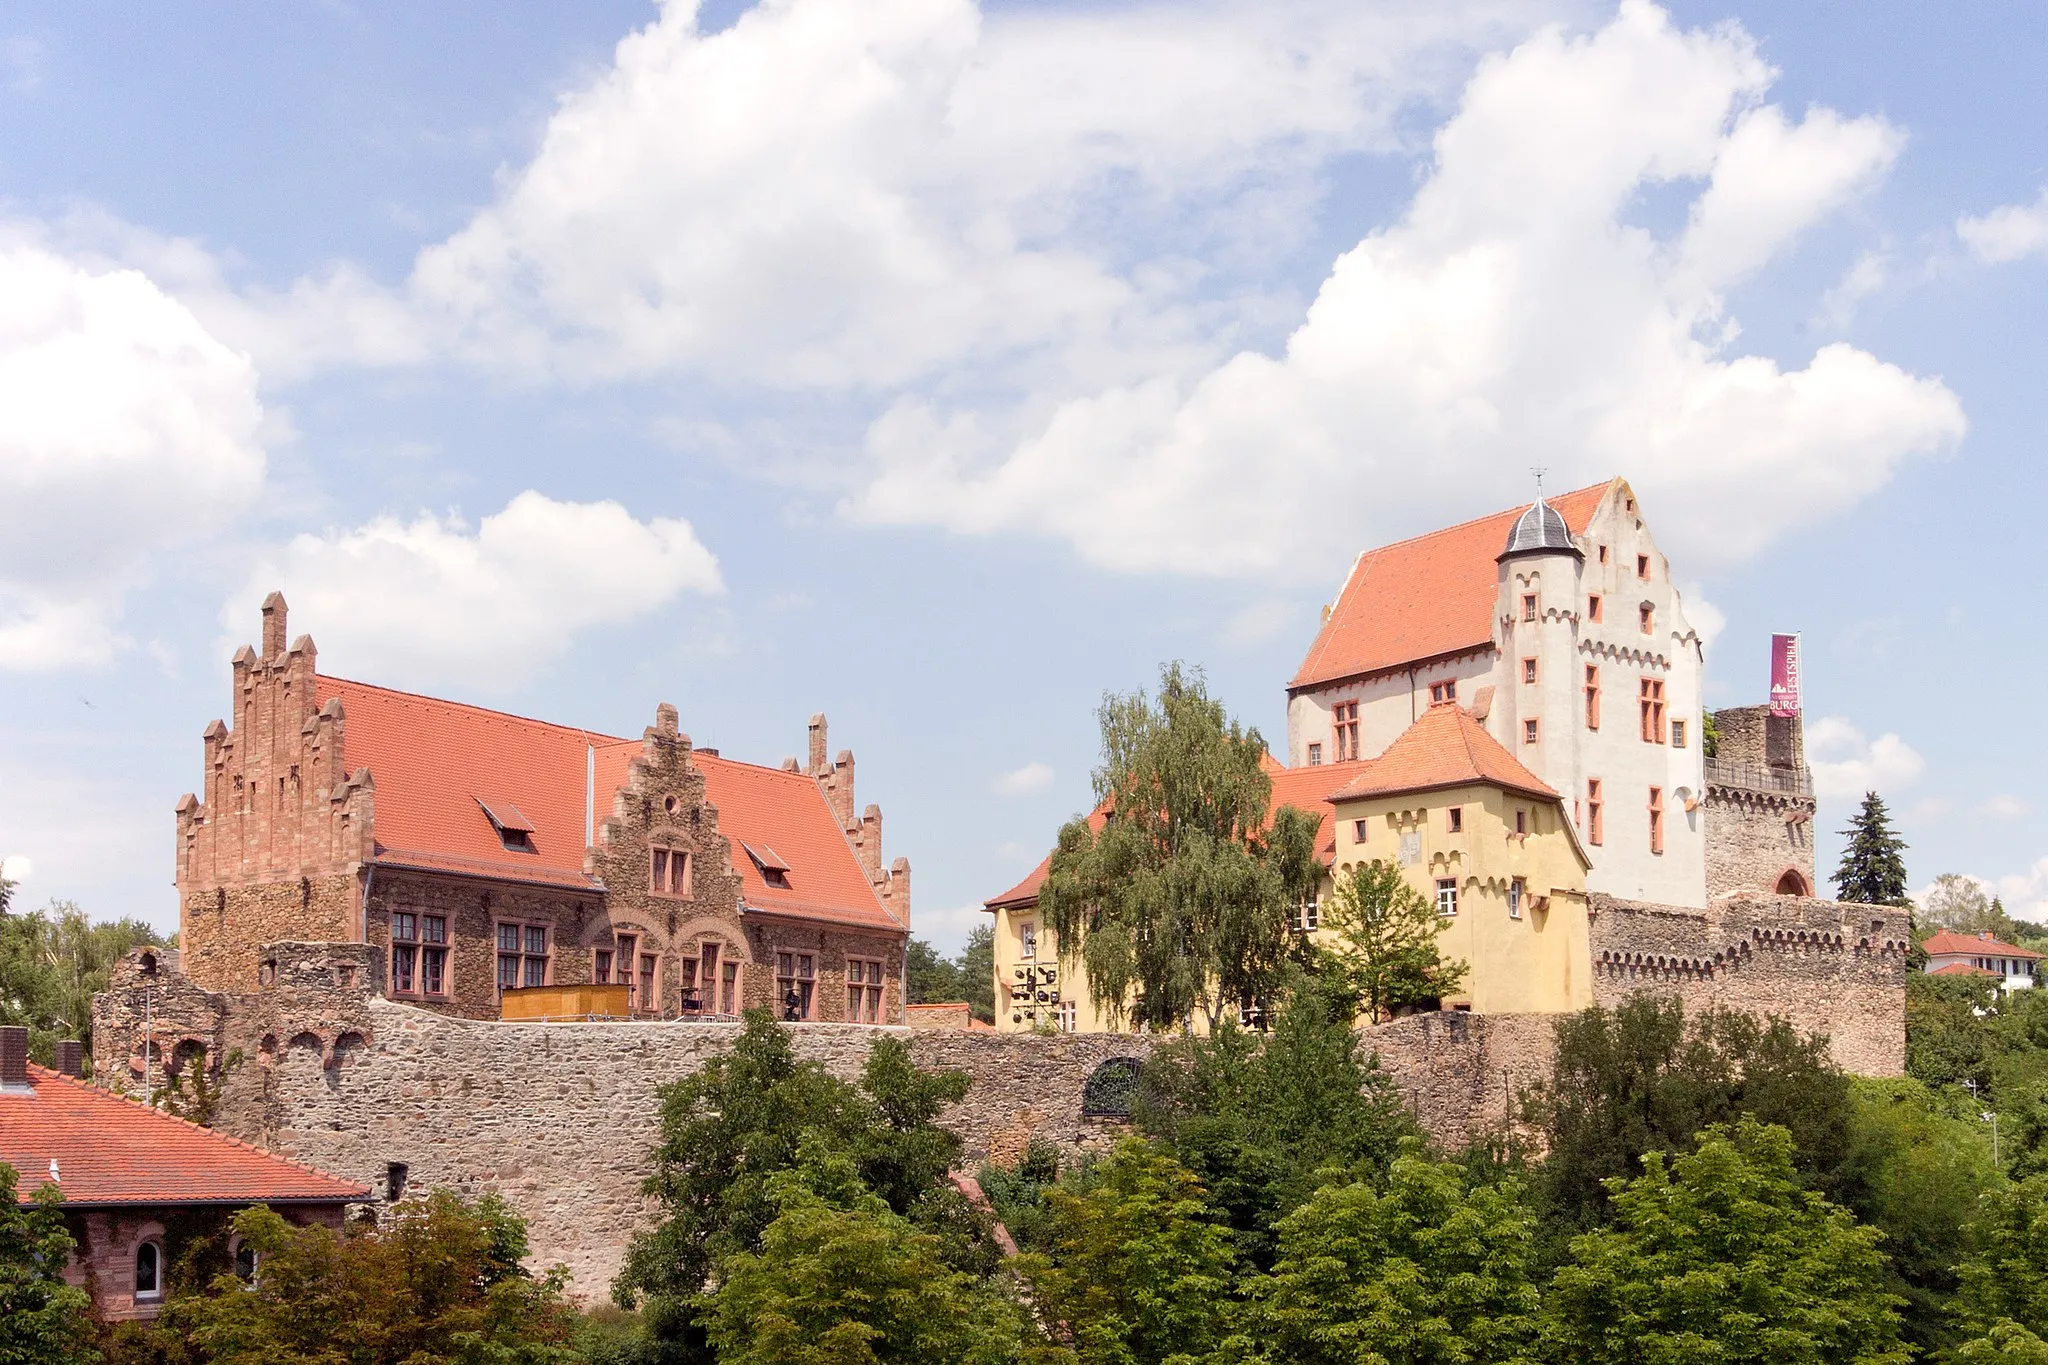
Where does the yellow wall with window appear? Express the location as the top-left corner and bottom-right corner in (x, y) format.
(989, 902), (1128, 1033)
(1322, 782), (1592, 1014)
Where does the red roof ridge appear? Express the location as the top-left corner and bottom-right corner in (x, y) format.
(20, 1064), (369, 1199)
(318, 674), (630, 746)
(1922, 929), (2044, 959)
(1334, 479), (1612, 564)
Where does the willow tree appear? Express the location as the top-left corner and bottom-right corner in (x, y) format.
(1038, 662), (1320, 1032)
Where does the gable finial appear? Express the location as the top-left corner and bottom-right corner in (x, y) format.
(1530, 465), (1548, 499)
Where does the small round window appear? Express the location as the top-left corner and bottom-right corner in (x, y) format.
(664, 795), (681, 816)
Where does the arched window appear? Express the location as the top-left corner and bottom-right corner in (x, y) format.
(231, 1236), (259, 1284)
(1081, 1057), (1146, 1118)
(1774, 869), (1811, 896)
(134, 1240), (163, 1301)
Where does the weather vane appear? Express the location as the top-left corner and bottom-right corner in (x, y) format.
(1530, 465), (1548, 497)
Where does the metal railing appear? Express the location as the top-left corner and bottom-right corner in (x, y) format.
(1703, 758), (1813, 798)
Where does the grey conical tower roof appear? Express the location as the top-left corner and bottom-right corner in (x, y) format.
(1500, 498), (1578, 558)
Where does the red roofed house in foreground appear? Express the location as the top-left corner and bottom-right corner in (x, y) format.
(0, 1025), (365, 1322)
(169, 594), (909, 1026)
(1922, 930), (2041, 992)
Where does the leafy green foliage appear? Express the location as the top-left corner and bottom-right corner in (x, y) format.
(907, 939), (963, 1004)
(617, 1012), (980, 1353)
(1316, 859), (1467, 1022)
(1835, 790), (1912, 907)
(976, 1141), (1065, 1254)
(144, 1191), (576, 1363)
(905, 926), (997, 1023)
(1953, 1173), (2048, 1354)
(0, 899), (160, 1067)
(0, 1162), (98, 1365)
(1529, 996), (1854, 1229)
(1220, 1144), (1542, 1365)
(1544, 1118), (1908, 1365)
(1038, 662), (1320, 1031)
(1133, 974), (1414, 1267)
(1023, 1139), (1236, 1365)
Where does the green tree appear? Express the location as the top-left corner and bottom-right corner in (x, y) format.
(906, 939), (963, 1005)
(1317, 860), (1467, 1023)
(1023, 1139), (1237, 1365)
(1038, 662), (1320, 1031)
(616, 1013), (976, 1353)
(1528, 997), (1854, 1230)
(148, 1190), (575, 1363)
(0, 1162), (98, 1365)
(1219, 1146), (1542, 1365)
(1949, 1173), (2048, 1360)
(1134, 975), (1414, 1267)
(0, 900), (160, 1066)
(958, 924), (996, 1023)
(1544, 1118), (1908, 1365)
(1835, 791), (1912, 907)
(707, 1156), (1057, 1365)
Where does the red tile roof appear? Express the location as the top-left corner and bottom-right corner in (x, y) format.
(1289, 481), (1612, 692)
(1326, 702), (1557, 803)
(322, 677), (899, 932)
(1929, 962), (1999, 977)
(3, 1067), (366, 1208)
(1922, 930), (2044, 961)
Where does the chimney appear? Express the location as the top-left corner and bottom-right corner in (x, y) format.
(808, 714), (828, 775)
(0, 1026), (28, 1090)
(54, 1040), (83, 1078)
(261, 591), (289, 659)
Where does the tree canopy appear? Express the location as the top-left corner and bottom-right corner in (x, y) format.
(1834, 791), (1912, 907)
(0, 1162), (97, 1365)
(0, 898), (160, 1068)
(1037, 662), (1320, 1031)
(1316, 859), (1467, 1022)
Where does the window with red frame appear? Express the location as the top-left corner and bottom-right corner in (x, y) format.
(1585, 665), (1601, 729)
(847, 957), (886, 1022)
(1332, 700), (1361, 762)
(1430, 679), (1458, 704)
(1637, 553), (1650, 579)
(390, 913), (448, 998)
(1522, 594), (1538, 622)
(650, 847), (692, 897)
(496, 923), (549, 990)
(1587, 779), (1604, 845)
(1639, 602), (1654, 634)
(616, 933), (639, 1008)
(1523, 718), (1539, 744)
(1649, 786), (1665, 855)
(1522, 657), (1538, 684)
(1639, 677), (1666, 743)
(776, 951), (816, 1019)
(1447, 806), (1464, 833)
(1587, 595), (1603, 622)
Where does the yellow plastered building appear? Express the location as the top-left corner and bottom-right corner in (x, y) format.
(984, 702), (1592, 1031)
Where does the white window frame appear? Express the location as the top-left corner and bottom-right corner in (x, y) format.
(1435, 879), (1459, 917)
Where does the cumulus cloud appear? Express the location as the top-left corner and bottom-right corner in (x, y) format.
(852, 0), (1962, 580)
(176, 0), (1571, 387)
(230, 492), (722, 688)
(0, 854), (31, 884)
(1982, 794), (2030, 819)
(1807, 715), (1924, 802)
(993, 761), (1055, 796)
(0, 241), (266, 669)
(1957, 188), (2048, 264)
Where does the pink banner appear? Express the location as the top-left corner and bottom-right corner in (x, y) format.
(1770, 633), (1801, 717)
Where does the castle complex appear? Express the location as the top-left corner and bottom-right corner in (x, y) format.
(86, 476), (1899, 1302)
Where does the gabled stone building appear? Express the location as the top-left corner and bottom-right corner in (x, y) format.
(173, 593), (909, 1025)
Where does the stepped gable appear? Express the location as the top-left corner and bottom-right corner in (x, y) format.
(2, 1064), (366, 1207)
(320, 676), (898, 931)
(1289, 481), (1608, 691)
(1326, 701), (1557, 803)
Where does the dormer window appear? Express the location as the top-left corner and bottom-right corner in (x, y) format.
(477, 798), (536, 854)
(744, 842), (792, 890)
(1430, 680), (1457, 704)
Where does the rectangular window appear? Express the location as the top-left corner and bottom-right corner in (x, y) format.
(1509, 878), (1525, 920)
(1522, 657), (1538, 684)
(1522, 594), (1538, 622)
(1637, 553), (1650, 579)
(1019, 921), (1037, 960)
(776, 951), (817, 1019)
(1649, 786), (1665, 855)
(651, 848), (692, 897)
(1352, 818), (1369, 843)
(390, 913), (448, 997)
(1306, 742), (1323, 766)
(1436, 879), (1459, 917)
(847, 957), (886, 1023)
(639, 953), (657, 1009)
(1598, 545), (1609, 564)
(1297, 892), (1321, 932)
(594, 949), (614, 985)
(1670, 718), (1687, 749)
(497, 924), (520, 991)
(1639, 677), (1666, 743)
(1447, 806), (1463, 833)
(1333, 701), (1361, 762)
(1587, 595), (1603, 622)
(697, 944), (720, 1012)
(421, 916), (447, 997)
(1639, 603), (1654, 635)
(1587, 779), (1604, 846)
(1523, 718), (1539, 744)
(1057, 1000), (1077, 1033)
(494, 923), (547, 991)
(1429, 679), (1458, 704)
(651, 848), (668, 892)
(1585, 665), (1601, 729)
(678, 955), (699, 1008)
(617, 934), (639, 1009)
(719, 961), (739, 1014)
(1515, 808), (1527, 835)
(391, 912), (417, 995)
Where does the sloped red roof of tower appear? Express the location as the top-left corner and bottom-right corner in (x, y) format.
(3, 1066), (366, 1207)
(318, 677), (900, 931)
(1326, 702), (1557, 802)
(1289, 481), (1611, 692)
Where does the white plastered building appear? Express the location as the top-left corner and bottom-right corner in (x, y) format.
(1285, 477), (1707, 907)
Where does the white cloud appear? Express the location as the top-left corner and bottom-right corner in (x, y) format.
(852, 0), (1962, 580)
(993, 761), (1055, 796)
(1680, 586), (1726, 651)
(0, 855), (31, 883)
(1814, 249), (1888, 331)
(1982, 794), (2030, 819)
(176, 0), (1574, 388)
(230, 492), (722, 688)
(1957, 188), (2048, 264)
(916, 900), (994, 953)
(1807, 715), (1925, 802)
(0, 240), (266, 669)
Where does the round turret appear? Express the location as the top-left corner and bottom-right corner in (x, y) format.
(1499, 498), (1580, 560)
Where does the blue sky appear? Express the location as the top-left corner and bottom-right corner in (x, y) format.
(1, 0), (2043, 950)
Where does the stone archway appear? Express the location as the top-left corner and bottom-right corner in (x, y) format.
(1774, 868), (1812, 896)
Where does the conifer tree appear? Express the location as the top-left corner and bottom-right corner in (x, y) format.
(1834, 791), (1911, 907)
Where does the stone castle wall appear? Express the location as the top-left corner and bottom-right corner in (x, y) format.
(1702, 705), (1818, 899)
